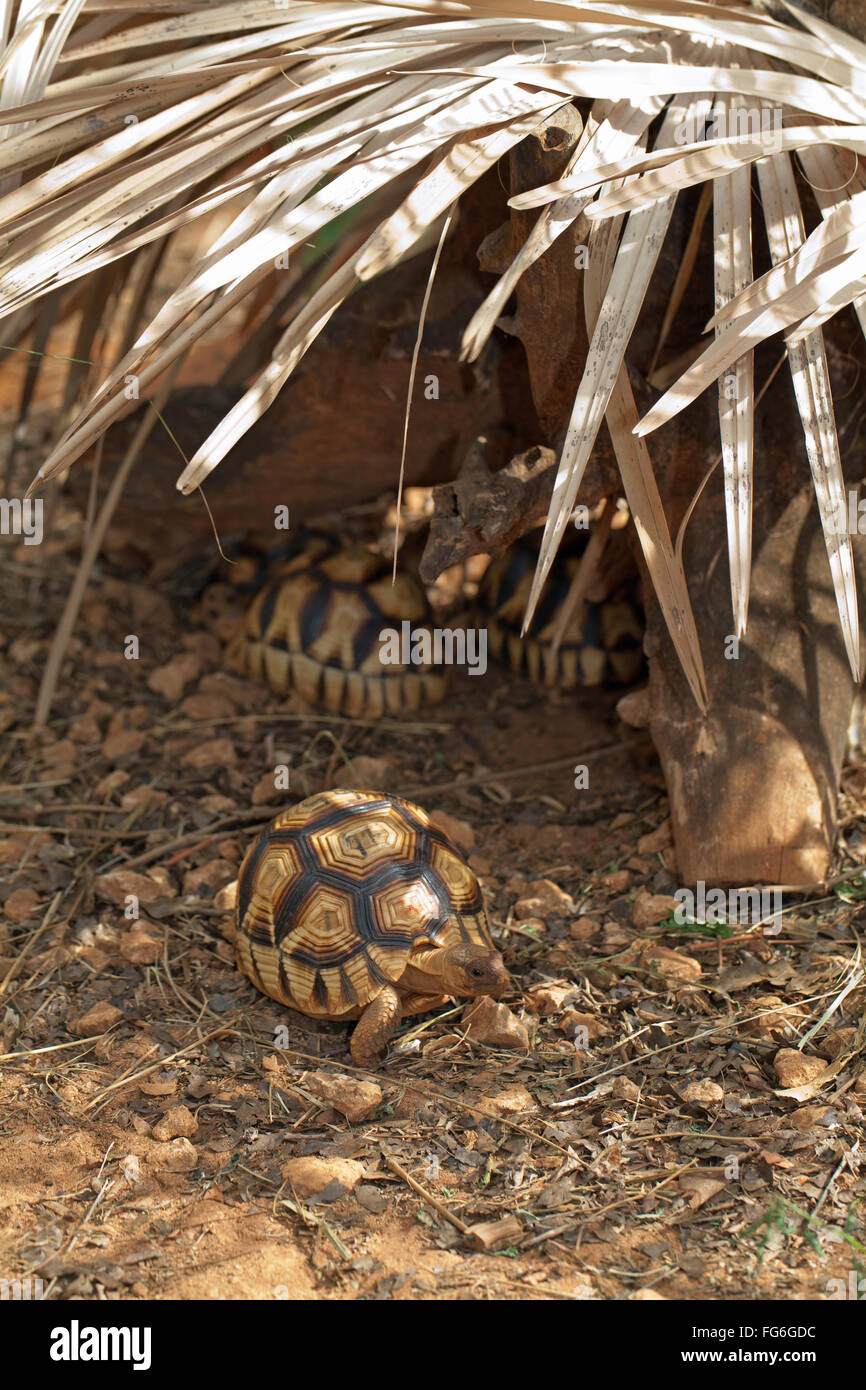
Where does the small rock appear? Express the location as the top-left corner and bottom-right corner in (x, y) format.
(138, 1074), (177, 1097)
(303, 1070), (382, 1123)
(93, 769), (129, 798)
(72, 1001), (124, 1036)
(600, 869), (631, 894)
(773, 1049), (826, 1089)
(3, 888), (40, 922)
(600, 921), (632, 950)
(251, 771), (284, 806)
(569, 916), (600, 940)
(147, 653), (201, 702)
(559, 1010), (606, 1042)
(513, 879), (574, 919)
(153, 1137), (198, 1172)
(152, 1105), (198, 1141)
(94, 870), (177, 907)
(429, 809), (475, 854)
(119, 927), (161, 965)
(681, 1080), (724, 1108)
(181, 737), (237, 769)
(485, 1083), (537, 1116)
(462, 998), (530, 1052)
(182, 859), (234, 895)
(640, 943), (701, 982)
(180, 693), (236, 721)
(214, 880), (238, 912)
(524, 981), (576, 1015)
(102, 729), (147, 761)
(637, 818), (673, 855)
(631, 887), (679, 928)
(120, 786), (168, 812)
(338, 756), (393, 791)
(742, 995), (807, 1038)
(281, 1156), (365, 1198)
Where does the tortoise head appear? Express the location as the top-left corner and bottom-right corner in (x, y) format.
(439, 942), (511, 999)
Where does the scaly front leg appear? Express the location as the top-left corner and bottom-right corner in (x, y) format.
(350, 984), (402, 1068)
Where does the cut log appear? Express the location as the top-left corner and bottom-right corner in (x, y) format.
(641, 334), (866, 887)
(498, 115), (866, 887)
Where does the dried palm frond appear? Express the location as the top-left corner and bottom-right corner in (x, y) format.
(2, 0), (865, 703)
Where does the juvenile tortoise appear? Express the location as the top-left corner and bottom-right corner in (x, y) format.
(481, 531), (644, 689)
(235, 788), (510, 1067)
(226, 531), (447, 718)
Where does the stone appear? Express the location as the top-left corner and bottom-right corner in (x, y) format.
(461, 998), (530, 1051)
(631, 887), (679, 928)
(152, 1105), (198, 1141)
(773, 1049), (826, 1089)
(429, 809), (476, 854)
(72, 1001), (124, 1036)
(153, 1137), (198, 1171)
(303, 1070), (382, 1123)
(281, 1156), (365, 1198)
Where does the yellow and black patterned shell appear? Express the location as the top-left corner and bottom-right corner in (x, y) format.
(227, 535), (448, 717)
(481, 534), (644, 688)
(235, 789), (493, 1019)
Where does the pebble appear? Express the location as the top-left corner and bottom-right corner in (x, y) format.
(181, 737), (237, 769)
(429, 809), (475, 854)
(773, 1049), (826, 1089)
(462, 997), (530, 1051)
(630, 887), (680, 928)
(485, 1083), (536, 1116)
(303, 1070), (382, 1123)
(639, 943), (701, 982)
(281, 1156), (365, 1198)
(3, 888), (40, 922)
(153, 1138), (198, 1172)
(637, 818), (673, 855)
(152, 1105), (198, 1141)
(118, 927), (161, 965)
(72, 1001), (124, 1036)
(680, 1080), (724, 1108)
(513, 879), (574, 919)
(94, 870), (176, 907)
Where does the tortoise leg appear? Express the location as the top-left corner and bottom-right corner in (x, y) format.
(350, 985), (402, 1068)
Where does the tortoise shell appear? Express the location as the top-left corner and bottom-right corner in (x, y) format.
(235, 788), (493, 1019)
(481, 533), (644, 688)
(227, 534), (448, 717)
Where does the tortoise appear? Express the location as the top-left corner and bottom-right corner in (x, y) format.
(481, 531), (645, 689)
(235, 788), (510, 1067)
(226, 532), (448, 717)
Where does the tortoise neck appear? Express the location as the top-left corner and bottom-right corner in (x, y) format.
(401, 946), (450, 993)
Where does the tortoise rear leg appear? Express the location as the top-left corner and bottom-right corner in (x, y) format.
(350, 985), (402, 1068)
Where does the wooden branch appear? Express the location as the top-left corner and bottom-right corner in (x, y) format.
(419, 436), (556, 582)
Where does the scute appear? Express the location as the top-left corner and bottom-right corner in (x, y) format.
(311, 813), (411, 875)
(235, 789), (493, 1019)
